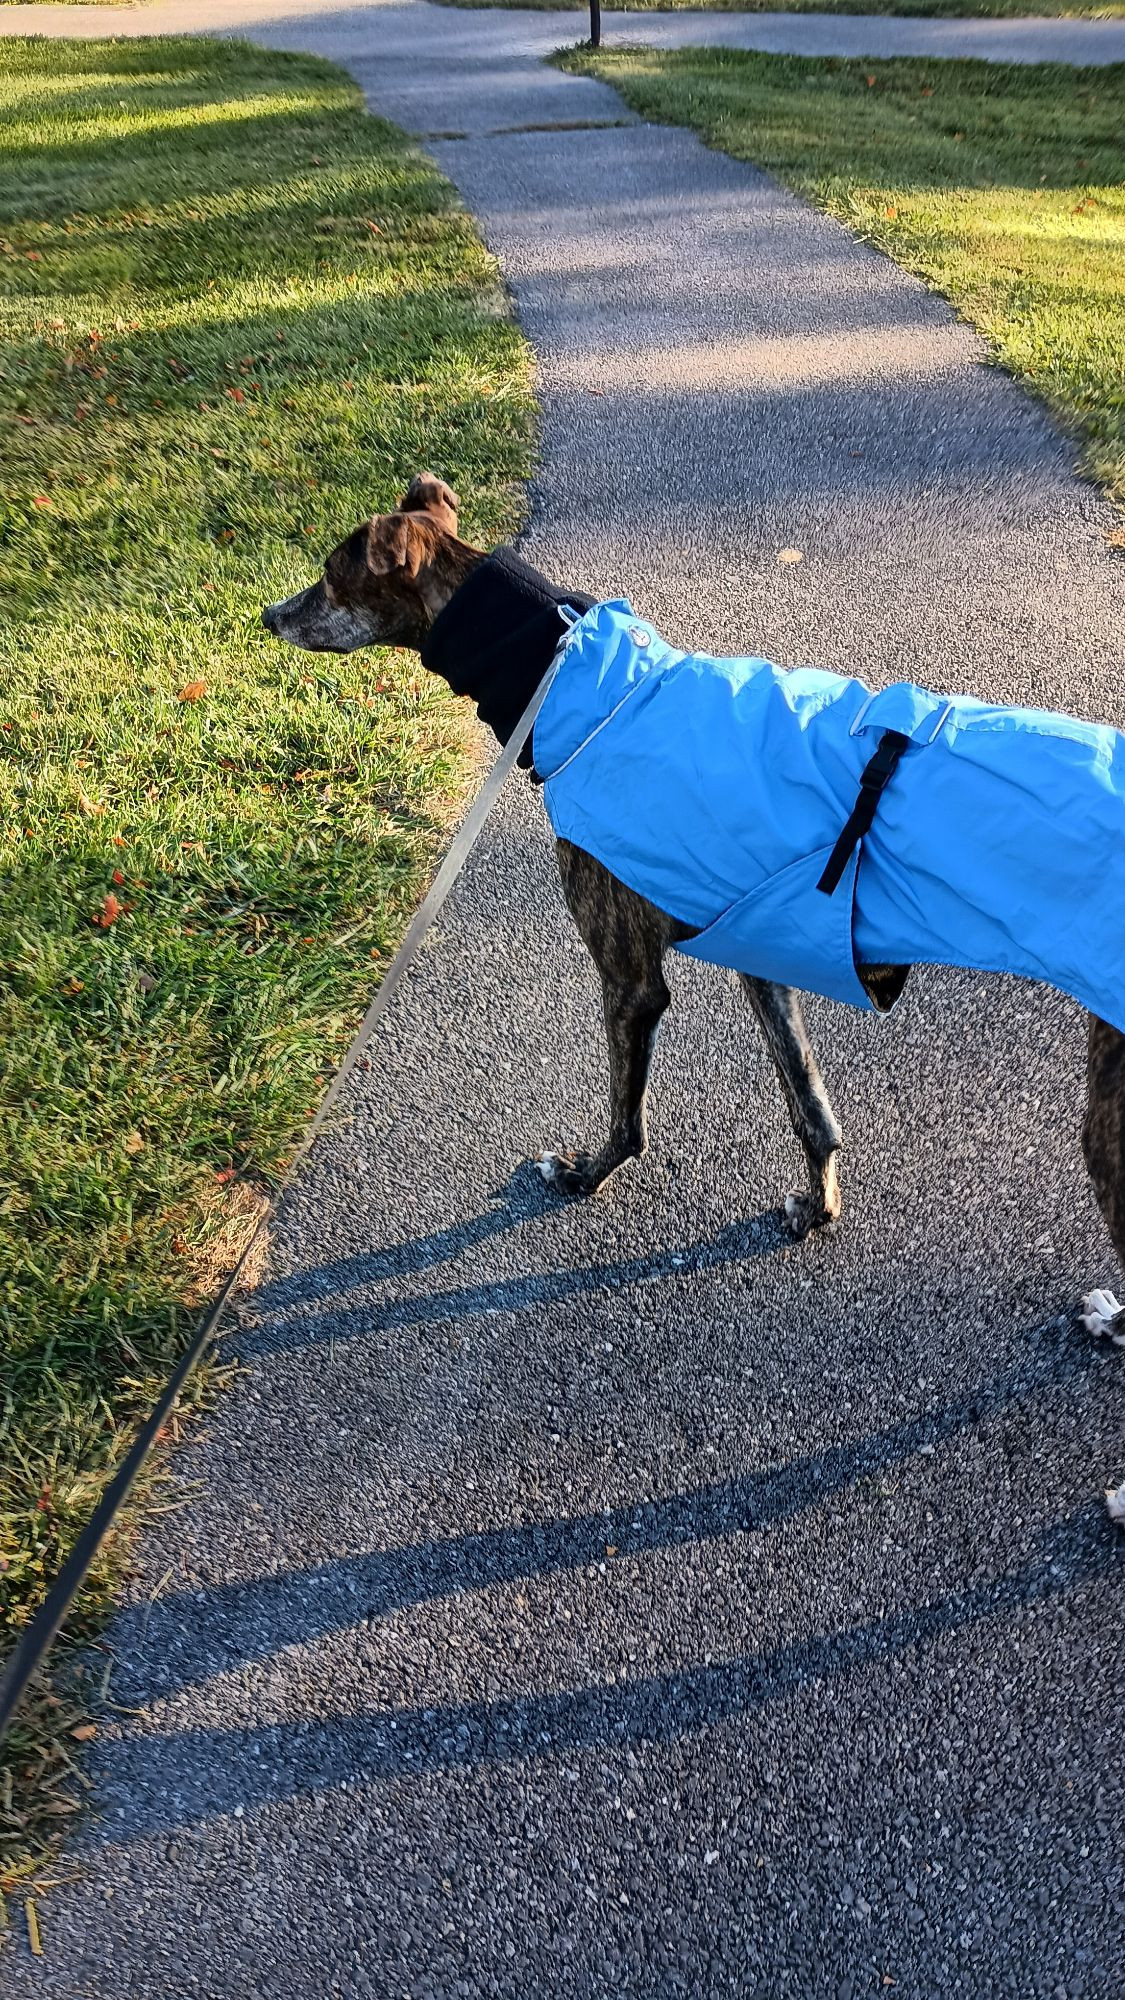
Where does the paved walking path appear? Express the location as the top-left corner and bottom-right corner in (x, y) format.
(8, 0), (1125, 68)
(8, 5), (1125, 1995)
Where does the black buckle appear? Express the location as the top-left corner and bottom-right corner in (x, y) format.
(817, 728), (910, 897)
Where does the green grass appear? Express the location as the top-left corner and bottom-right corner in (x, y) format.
(559, 46), (1125, 511)
(0, 34), (532, 1884)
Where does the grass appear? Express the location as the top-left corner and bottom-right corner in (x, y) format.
(0, 34), (533, 1887)
(438, 0), (1125, 19)
(559, 46), (1125, 512)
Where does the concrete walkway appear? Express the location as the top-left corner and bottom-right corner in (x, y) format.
(8, 5), (1125, 1996)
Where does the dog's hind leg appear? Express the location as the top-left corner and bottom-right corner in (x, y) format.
(539, 842), (681, 1197)
(738, 975), (842, 1238)
(1081, 1013), (1125, 1349)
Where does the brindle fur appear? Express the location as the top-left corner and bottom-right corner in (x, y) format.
(262, 478), (1125, 1335)
(1084, 1016), (1125, 1339)
(550, 841), (843, 1230)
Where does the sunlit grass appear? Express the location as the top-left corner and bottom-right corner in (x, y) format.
(0, 34), (533, 1882)
(559, 46), (1125, 509)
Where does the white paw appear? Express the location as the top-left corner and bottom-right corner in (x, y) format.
(784, 1192), (809, 1237)
(537, 1151), (561, 1186)
(1106, 1485), (1125, 1525)
(1081, 1288), (1125, 1343)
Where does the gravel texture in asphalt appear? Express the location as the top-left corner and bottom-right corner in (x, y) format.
(6, 6), (1125, 1996)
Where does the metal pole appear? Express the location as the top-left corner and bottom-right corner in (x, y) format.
(589, 0), (601, 47)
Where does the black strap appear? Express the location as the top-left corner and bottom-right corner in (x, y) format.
(817, 728), (911, 897)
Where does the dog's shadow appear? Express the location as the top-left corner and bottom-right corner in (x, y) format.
(255, 1152), (796, 1320)
(243, 1159), (797, 1357)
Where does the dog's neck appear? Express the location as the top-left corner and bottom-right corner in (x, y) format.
(411, 536), (483, 628)
(420, 546), (595, 766)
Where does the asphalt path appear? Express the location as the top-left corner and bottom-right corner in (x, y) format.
(6, 4), (1125, 1994)
(7, 0), (1125, 67)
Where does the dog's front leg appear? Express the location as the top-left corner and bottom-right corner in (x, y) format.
(540, 841), (679, 1198)
(738, 975), (842, 1237)
(539, 968), (670, 1197)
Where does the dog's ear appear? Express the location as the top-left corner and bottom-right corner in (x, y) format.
(397, 471), (459, 537)
(365, 511), (429, 579)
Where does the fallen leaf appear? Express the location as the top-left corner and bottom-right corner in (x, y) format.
(96, 892), (123, 926)
(215, 1167), (236, 1183)
(586, 385), (605, 396)
(32, 494), (51, 508)
(866, 74), (876, 87)
(124, 1131), (144, 1155)
(228, 386), (246, 403)
(112, 868), (125, 885)
(178, 680), (208, 702)
(777, 548), (804, 565)
(63, 977), (84, 996)
(77, 790), (105, 816)
(1106, 526), (1125, 551)
(884, 205), (898, 219)
(71, 1723), (98, 1742)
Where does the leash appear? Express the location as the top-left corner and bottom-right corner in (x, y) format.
(0, 655), (565, 1748)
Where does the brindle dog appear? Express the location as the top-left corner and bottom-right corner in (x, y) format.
(263, 476), (1125, 1504)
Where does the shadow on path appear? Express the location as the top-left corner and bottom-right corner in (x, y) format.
(97, 1500), (1118, 1837)
(118, 1328), (1099, 1691)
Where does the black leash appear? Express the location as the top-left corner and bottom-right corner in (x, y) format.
(0, 662), (563, 1747)
(817, 728), (911, 897)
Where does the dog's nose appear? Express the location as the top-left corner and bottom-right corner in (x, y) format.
(261, 603), (278, 632)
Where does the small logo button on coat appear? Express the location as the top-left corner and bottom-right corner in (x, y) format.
(630, 626), (651, 647)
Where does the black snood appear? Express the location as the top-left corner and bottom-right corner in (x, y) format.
(420, 546), (595, 768)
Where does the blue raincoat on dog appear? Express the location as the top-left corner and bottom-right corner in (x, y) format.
(532, 600), (1125, 1034)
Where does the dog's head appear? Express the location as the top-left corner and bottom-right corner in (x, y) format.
(261, 473), (464, 654)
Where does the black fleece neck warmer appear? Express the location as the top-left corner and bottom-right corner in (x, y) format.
(420, 546), (595, 768)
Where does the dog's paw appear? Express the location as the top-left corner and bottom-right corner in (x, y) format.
(783, 1191), (839, 1240)
(1080, 1288), (1125, 1345)
(1106, 1484), (1125, 1525)
(537, 1150), (598, 1198)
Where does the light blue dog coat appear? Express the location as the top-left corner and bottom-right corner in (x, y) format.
(532, 600), (1125, 1033)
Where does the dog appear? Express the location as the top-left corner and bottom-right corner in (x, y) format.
(263, 474), (1124, 1519)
